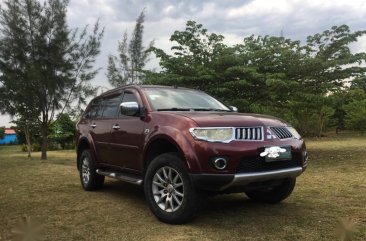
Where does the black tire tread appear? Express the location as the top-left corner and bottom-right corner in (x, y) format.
(79, 149), (104, 191)
(245, 178), (296, 204)
(144, 152), (199, 224)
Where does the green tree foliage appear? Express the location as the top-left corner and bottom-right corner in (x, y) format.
(333, 89), (366, 133)
(48, 113), (75, 149)
(0, 0), (104, 159)
(343, 99), (366, 132)
(148, 21), (225, 90)
(11, 118), (41, 157)
(107, 11), (154, 86)
(149, 21), (366, 136)
(351, 75), (366, 92)
(0, 127), (4, 139)
(0, 0), (41, 155)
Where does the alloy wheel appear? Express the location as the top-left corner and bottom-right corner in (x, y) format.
(152, 166), (184, 212)
(81, 157), (90, 185)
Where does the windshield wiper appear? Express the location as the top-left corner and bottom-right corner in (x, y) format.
(157, 107), (191, 111)
(193, 108), (232, 112)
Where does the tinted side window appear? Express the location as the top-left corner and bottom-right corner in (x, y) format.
(122, 92), (138, 103)
(86, 99), (102, 119)
(94, 99), (104, 118)
(102, 95), (121, 118)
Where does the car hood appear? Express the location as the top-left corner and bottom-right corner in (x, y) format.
(170, 112), (288, 127)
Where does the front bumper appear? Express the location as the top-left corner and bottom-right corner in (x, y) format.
(190, 166), (305, 191)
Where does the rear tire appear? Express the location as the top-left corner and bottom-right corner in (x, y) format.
(79, 149), (104, 191)
(245, 178), (296, 204)
(144, 153), (199, 224)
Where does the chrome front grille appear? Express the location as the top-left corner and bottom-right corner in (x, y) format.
(270, 127), (293, 139)
(235, 127), (263, 140)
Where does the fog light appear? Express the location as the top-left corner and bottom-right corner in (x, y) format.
(213, 157), (227, 170)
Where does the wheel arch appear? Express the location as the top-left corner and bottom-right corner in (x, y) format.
(77, 137), (91, 170)
(143, 135), (192, 173)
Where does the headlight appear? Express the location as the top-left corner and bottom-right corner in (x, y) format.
(189, 127), (234, 143)
(287, 126), (302, 139)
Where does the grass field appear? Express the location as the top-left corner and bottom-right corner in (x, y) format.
(1, 136), (366, 241)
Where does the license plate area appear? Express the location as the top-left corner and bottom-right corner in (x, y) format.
(264, 146), (292, 162)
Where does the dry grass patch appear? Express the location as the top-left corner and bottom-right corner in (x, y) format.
(0, 136), (365, 240)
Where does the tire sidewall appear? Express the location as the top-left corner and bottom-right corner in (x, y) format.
(144, 153), (197, 224)
(79, 149), (104, 191)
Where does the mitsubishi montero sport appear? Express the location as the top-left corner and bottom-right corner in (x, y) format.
(76, 85), (308, 224)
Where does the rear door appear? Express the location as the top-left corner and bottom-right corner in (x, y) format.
(89, 94), (122, 164)
(109, 89), (146, 171)
(88, 98), (109, 163)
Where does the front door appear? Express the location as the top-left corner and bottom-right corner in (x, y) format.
(109, 89), (145, 171)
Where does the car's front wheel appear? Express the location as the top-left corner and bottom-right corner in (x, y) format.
(245, 178), (296, 204)
(144, 153), (199, 224)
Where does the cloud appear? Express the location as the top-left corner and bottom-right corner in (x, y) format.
(227, 0), (293, 18)
(226, 0), (366, 38)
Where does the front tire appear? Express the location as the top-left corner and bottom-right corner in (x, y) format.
(144, 153), (199, 224)
(245, 178), (296, 204)
(79, 149), (104, 191)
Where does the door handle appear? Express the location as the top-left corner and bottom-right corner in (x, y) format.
(90, 124), (96, 128)
(112, 125), (120, 130)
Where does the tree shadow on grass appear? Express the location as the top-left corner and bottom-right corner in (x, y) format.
(194, 194), (311, 230)
(96, 180), (309, 226)
(98, 179), (145, 202)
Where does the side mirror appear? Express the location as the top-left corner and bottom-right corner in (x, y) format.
(120, 102), (139, 116)
(229, 106), (238, 112)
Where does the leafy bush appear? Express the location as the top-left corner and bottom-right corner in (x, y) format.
(344, 99), (366, 132)
(48, 113), (75, 149)
(21, 143), (41, 152)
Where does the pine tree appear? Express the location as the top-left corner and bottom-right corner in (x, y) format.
(0, 0), (104, 159)
(107, 10), (153, 86)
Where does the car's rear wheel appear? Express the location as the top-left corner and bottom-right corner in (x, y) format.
(245, 178), (296, 204)
(144, 153), (199, 224)
(79, 149), (104, 191)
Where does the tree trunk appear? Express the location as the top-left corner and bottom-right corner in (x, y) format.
(319, 111), (326, 137)
(318, 121), (323, 137)
(24, 123), (31, 158)
(41, 122), (48, 160)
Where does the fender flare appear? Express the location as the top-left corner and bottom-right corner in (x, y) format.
(143, 127), (202, 173)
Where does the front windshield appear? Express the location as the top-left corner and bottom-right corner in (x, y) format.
(144, 88), (230, 111)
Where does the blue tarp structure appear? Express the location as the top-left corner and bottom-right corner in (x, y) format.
(0, 129), (18, 145)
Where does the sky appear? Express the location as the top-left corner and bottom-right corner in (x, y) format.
(1, 0), (366, 127)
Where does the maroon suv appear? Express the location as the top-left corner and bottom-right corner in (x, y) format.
(76, 85), (307, 224)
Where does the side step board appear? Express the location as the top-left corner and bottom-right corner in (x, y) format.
(96, 169), (143, 186)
